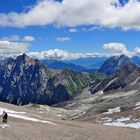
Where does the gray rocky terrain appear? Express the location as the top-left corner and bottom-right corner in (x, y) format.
(0, 101), (140, 140)
(0, 54), (91, 105)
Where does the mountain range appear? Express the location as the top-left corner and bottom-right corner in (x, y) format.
(0, 54), (91, 105)
(67, 57), (108, 69)
(0, 53), (140, 106)
(41, 59), (97, 73)
(41, 55), (140, 73)
(90, 55), (140, 94)
(0, 54), (139, 140)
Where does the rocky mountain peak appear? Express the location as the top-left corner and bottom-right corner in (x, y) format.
(116, 55), (131, 67)
(90, 61), (140, 94)
(98, 55), (132, 75)
(115, 62), (139, 78)
(61, 68), (75, 75)
(0, 54), (91, 105)
(16, 53), (32, 63)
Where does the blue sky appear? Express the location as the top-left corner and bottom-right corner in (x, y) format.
(0, 0), (140, 60)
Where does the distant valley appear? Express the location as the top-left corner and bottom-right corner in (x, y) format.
(41, 59), (97, 73)
(42, 55), (140, 73)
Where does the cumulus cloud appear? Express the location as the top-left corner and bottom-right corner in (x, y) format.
(56, 37), (71, 42)
(103, 43), (129, 54)
(1, 45), (140, 60)
(133, 47), (140, 55)
(69, 28), (79, 33)
(1, 35), (20, 42)
(0, 35), (34, 58)
(27, 46), (140, 60)
(0, 35), (35, 42)
(103, 42), (140, 57)
(27, 49), (108, 60)
(69, 26), (101, 33)
(22, 36), (35, 42)
(1, 0), (140, 29)
(0, 40), (29, 58)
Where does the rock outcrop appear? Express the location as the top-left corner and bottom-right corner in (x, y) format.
(0, 54), (91, 105)
(90, 62), (140, 94)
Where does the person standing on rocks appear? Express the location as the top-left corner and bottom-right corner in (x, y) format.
(2, 111), (8, 123)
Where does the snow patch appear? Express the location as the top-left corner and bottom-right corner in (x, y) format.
(93, 82), (101, 89)
(99, 116), (140, 129)
(0, 124), (10, 129)
(57, 114), (62, 117)
(0, 107), (26, 115)
(136, 102), (140, 106)
(116, 117), (130, 122)
(103, 107), (121, 114)
(134, 106), (140, 110)
(133, 102), (140, 110)
(130, 76), (140, 86)
(0, 107), (57, 125)
(70, 111), (86, 120)
(105, 77), (118, 89)
(97, 117), (112, 123)
(100, 91), (104, 94)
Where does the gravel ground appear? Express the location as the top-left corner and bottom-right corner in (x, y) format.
(0, 117), (140, 140)
(0, 102), (140, 140)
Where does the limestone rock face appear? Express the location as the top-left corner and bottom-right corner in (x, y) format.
(0, 54), (91, 105)
(90, 62), (140, 94)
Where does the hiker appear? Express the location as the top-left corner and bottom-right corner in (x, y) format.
(2, 111), (8, 123)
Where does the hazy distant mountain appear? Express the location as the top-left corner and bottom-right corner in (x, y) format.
(68, 57), (108, 69)
(98, 55), (132, 75)
(0, 54), (91, 105)
(131, 56), (140, 66)
(41, 59), (97, 73)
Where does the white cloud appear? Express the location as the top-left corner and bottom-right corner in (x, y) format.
(103, 43), (129, 54)
(0, 35), (34, 58)
(1, 45), (140, 60)
(69, 28), (79, 33)
(69, 26), (101, 33)
(103, 42), (140, 57)
(0, 40), (29, 58)
(22, 36), (35, 42)
(81, 26), (101, 32)
(0, 35), (35, 42)
(133, 47), (140, 55)
(27, 46), (140, 60)
(1, 0), (140, 29)
(56, 37), (71, 42)
(28, 49), (109, 60)
(1, 35), (20, 42)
